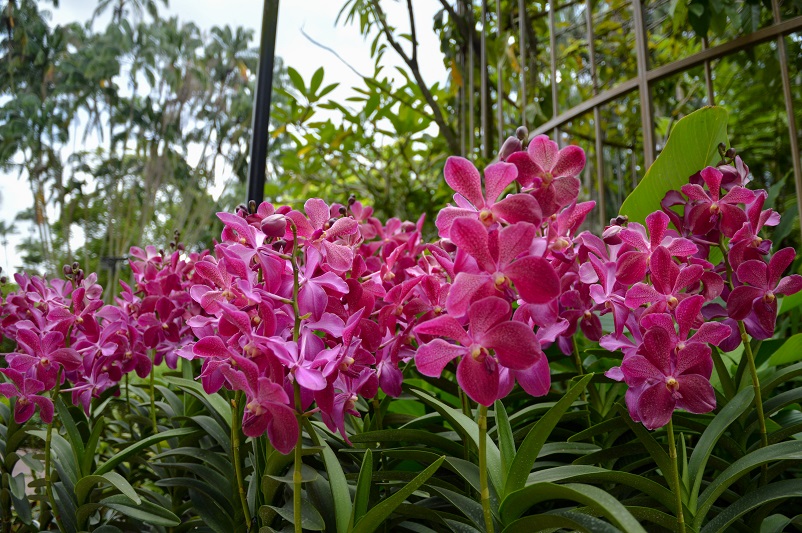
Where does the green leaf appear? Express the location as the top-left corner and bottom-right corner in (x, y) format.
(350, 448), (373, 528)
(687, 387), (754, 511)
(349, 428), (463, 456)
(494, 400), (515, 486)
(499, 482), (647, 532)
(269, 498), (326, 531)
(767, 333), (802, 366)
(56, 399), (84, 473)
(352, 455), (445, 533)
(162, 376), (230, 422)
(306, 421), (352, 533)
(75, 472), (142, 506)
(700, 479), (802, 533)
(694, 440), (802, 528)
(77, 494), (181, 527)
(82, 417), (106, 476)
(94, 427), (198, 476)
(780, 291), (802, 314)
(501, 510), (620, 533)
(406, 385), (503, 493)
(616, 404), (674, 482)
(504, 374), (593, 496)
(620, 107), (728, 224)
(287, 67), (306, 95)
(310, 67), (324, 95)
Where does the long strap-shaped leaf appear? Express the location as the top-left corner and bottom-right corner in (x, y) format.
(349, 448), (373, 529)
(305, 420), (352, 533)
(694, 440), (802, 528)
(699, 478), (802, 533)
(686, 386), (753, 513)
(503, 374), (593, 496)
(93, 427), (198, 475)
(352, 455), (446, 533)
(406, 385), (503, 493)
(499, 482), (647, 532)
(501, 510), (620, 533)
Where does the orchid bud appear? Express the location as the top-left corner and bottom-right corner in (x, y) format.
(63, 264), (73, 276)
(339, 206), (347, 216)
(248, 200), (257, 214)
(348, 195), (356, 206)
(498, 136), (523, 161)
(261, 214), (286, 237)
(0, 277), (6, 285)
(516, 126), (528, 140)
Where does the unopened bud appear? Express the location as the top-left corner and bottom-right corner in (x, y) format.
(0, 277), (6, 285)
(261, 214), (286, 238)
(339, 206), (347, 215)
(725, 147), (736, 159)
(348, 195), (356, 206)
(498, 136), (523, 161)
(248, 200), (257, 214)
(72, 262), (80, 271)
(63, 265), (73, 276)
(516, 126), (529, 141)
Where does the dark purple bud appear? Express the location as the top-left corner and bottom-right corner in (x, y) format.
(339, 206), (347, 215)
(0, 277), (6, 284)
(516, 126), (528, 141)
(248, 200), (257, 214)
(261, 214), (286, 238)
(63, 265), (73, 276)
(348, 195), (356, 206)
(498, 136), (523, 161)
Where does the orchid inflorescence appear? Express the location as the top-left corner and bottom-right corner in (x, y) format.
(2, 133), (800, 453)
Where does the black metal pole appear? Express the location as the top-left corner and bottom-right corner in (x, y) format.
(247, 0), (280, 204)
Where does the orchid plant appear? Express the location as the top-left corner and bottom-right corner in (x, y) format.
(1, 108), (802, 532)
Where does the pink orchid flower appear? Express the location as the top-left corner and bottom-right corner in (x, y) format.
(415, 296), (541, 406)
(507, 134), (585, 216)
(435, 157), (542, 238)
(0, 368), (54, 424)
(727, 248), (802, 337)
(446, 218), (560, 316)
(681, 166), (756, 238)
(613, 327), (716, 429)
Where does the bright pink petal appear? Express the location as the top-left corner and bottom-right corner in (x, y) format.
(675, 343), (713, 377)
(450, 217), (495, 271)
(551, 145), (586, 178)
(266, 404), (300, 455)
(721, 186), (756, 205)
(435, 207), (478, 238)
(304, 198), (330, 230)
(526, 135), (559, 172)
(641, 328), (672, 374)
(491, 194), (543, 226)
(674, 374), (716, 415)
(719, 203), (748, 238)
(31, 396), (54, 424)
(467, 297), (510, 338)
(615, 251), (648, 285)
(666, 238), (698, 257)
(768, 248), (797, 288)
(681, 183), (710, 202)
(498, 223), (536, 267)
(194, 336), (231, 359)
(415, 316), (472, 346)
(649, 246), (679, 295)
(446, 273), (495, 317)
(415, 340), (466, 377)
(516, 356), (551, 397)
(484, 322), (540, 370)
(483, 161), (519, 203)
(674, 295), (704, 338)
(777, 274), (802, 296)
(620, 354), (665, 383)
(645, 211), (669, 249)
(445, 156), (485, 208)
(320, 241), (354, 272)
(327, 217), (358, 238)
(736, 260), (768, 289)
(690, 322), (732, 347)
(457, 354), (499, 406)
(504, 256), (560, 304)
(726, 285), (762, 320)
(700, 167), (723, 201)
(507, 151), (540, 188)
(625, 283), (661, 308)
(674, 264), (704, 293)
(637, 383), (675, 430)
(552, 177), (581, 207)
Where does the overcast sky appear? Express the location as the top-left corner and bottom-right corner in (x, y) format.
(0, 0), (447, 274)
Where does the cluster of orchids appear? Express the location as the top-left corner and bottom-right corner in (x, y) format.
(0, 237), (202, 426)
(1, 132), (800, 461)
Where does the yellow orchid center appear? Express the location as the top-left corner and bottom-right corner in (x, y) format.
(666, 377), (679, 392)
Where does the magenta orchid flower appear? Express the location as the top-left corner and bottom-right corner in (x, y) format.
(507, 134), (585, 216)
(0, 368), (54, 424)
(727, 248), (802, 337)
(613, 327), (716, 429)
(624, 246), (704, 314)
(435, 157), (542, 238)
(7, 327), (81, 389)
(446, 218), (560, 316)
(415, 296), (541, 406)
(681, 166), (756, 237)
(615, 211), (698, 285)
